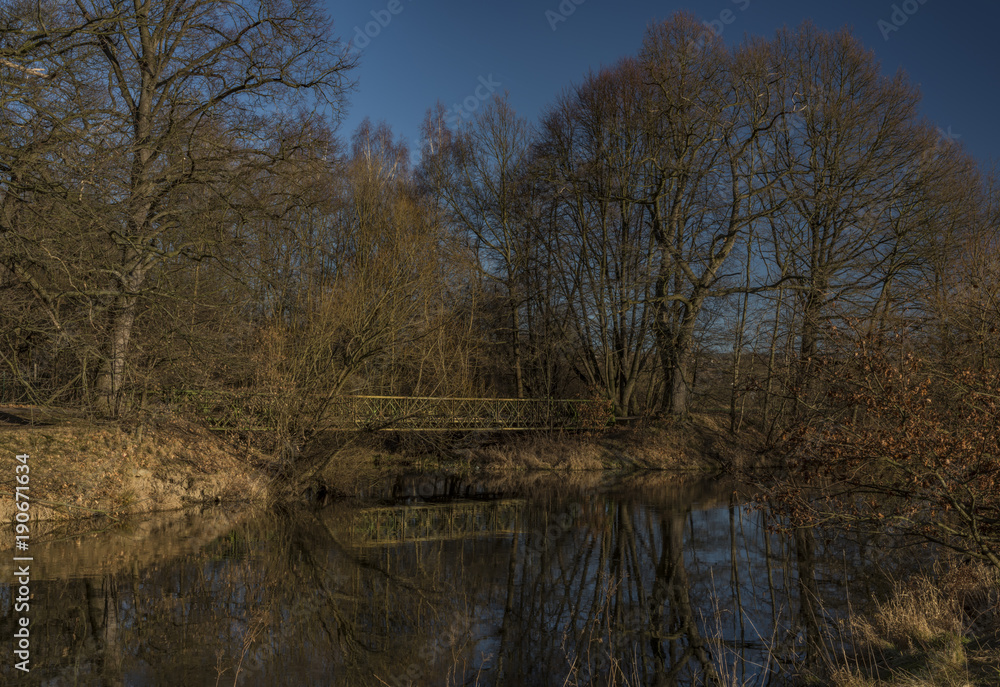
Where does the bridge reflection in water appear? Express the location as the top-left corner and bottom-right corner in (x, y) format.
(348, 500), (526, 546)
(2, 473), (917, 686)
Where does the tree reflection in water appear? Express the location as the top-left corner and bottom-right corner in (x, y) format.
(0, 473), (928, 686)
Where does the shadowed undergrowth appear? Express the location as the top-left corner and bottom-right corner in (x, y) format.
(833, 562), (1000, 687)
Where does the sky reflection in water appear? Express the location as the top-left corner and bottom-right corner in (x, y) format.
(0, 472), (930, 686)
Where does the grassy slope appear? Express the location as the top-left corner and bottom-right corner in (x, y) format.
(0, 406), (742, 526)
(832, 562), (1000, 687)
(0, 411), (270, 530)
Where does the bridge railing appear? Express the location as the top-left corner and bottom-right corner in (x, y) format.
(329, 395), (596, 430)
(167, 390), (603, 431)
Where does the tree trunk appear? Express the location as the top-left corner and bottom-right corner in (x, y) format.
(95, 293), (139, 417)
(763, 285), (785, 428)
(797, 286), (824, 414)
(730, 244), (752, 433)
(656, 297), (699, 418)
(666, 351), (691, 418)
(511, 296), (524, 398)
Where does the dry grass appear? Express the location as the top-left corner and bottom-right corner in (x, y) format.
(0, 412), (272, 530)
(474, 433), (608, 471)
(833, 562), (1000, 687)
(469, 416), (737, 473)
(0, 406), (741, 534)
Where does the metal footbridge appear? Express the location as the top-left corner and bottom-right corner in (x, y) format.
(171, 391), (603, 432)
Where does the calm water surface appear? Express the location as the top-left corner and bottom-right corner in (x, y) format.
(0, 472), (928, 686)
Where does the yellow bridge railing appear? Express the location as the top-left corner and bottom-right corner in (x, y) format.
(346, 499), (525, 546)
(169, 391), (605, 432)
(329, 395), (596, 431)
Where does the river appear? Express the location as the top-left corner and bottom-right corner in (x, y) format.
(0, 471), (929, 686)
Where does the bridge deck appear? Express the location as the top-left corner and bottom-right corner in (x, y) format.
(171, 391), (603, 432)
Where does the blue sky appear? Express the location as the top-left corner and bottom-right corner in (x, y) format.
(326, 0), (999, 168)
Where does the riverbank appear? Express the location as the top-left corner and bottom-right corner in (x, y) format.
(831, 559), (1000, 687)
(0, 409), (270, 525)
(3, 410), (998, 685)
(0, 405), (746, 523)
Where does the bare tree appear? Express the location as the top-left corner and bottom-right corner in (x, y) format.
(638, 15), (784, 418)
(1, 0), (354, 414)
(536, 58), (659, 415)
(763, 23), (933, 412)
(420, 96), (536, 398)
(244, 121), (453, 448)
